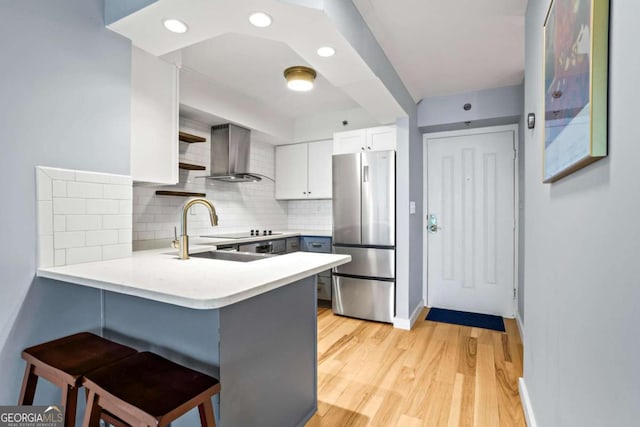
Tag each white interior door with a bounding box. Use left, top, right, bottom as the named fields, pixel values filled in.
left=426, top=128, right=516, bottom=317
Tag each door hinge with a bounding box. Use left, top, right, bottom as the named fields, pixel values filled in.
left=513, top=288, right=517, bottom=299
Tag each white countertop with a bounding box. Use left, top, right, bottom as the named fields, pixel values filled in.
left=38, top=245, right=349, bottom=310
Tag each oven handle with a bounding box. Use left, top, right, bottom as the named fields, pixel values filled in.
left=255, top=243, right=273, bottom=253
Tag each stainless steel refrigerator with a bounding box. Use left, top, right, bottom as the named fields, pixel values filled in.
left=332, top=150, right=395, bottom=323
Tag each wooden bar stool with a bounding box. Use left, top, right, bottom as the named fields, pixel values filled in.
left=19, top=332, right=137, bottom=427
left=82, top=351, right=221, bottom=427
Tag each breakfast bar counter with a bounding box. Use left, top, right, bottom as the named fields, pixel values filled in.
left=37, top=247, right=350, bottom=427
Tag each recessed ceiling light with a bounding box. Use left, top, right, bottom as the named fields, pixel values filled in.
left=249, top=12, right=272, bottom=28
left=163, top=19, right=188, bottom=34
left=317, top=46, right=335, bottom=57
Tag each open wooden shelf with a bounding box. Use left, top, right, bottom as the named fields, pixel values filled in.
left=179, top=131, right=206, bottom=143
left=155, top=190, right=206, bottom=198
left=179, top=162, right=206, bottom=171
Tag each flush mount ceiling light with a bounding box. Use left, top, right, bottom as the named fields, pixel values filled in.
left=283, top=66, right=317, bottom=92
left=249, top=11, right=272, bottom=27
left=317, top=46, right=335, bottom=57
left=163, top=18, right=188, bottom=33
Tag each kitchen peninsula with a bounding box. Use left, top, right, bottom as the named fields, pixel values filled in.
left=38, top=246, right=350, bottom=426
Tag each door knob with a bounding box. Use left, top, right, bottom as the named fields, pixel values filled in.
left=427, top=214, right=440, bottom=233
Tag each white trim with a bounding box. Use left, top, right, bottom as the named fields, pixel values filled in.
left=516, top=312, right=525, bottom=341
left=393, top=299, right=424, bottom=330
left=519, top=378, right=538, bottom=427
left=422, top=124, right=520, bottom=317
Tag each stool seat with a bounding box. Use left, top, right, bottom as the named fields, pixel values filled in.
left=83, top=352, right=220, bottom=427
left=19, top=332, right=137, bottom=427
left=22, top=332, right=137, bottom=385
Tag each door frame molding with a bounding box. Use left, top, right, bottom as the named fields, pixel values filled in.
left=422, top=124, right=520, bottom=317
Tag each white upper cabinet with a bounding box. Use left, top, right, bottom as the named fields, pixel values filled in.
left=333, top=125, right=396, bottom=154
left=275, top=140, right=332, bottom=200
left=307, top=140, right=333, bottom=199
left=130, top=46, right=179, bottom=185
left=275, top=143, right=308, bottom=200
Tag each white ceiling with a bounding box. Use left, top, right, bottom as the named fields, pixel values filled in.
left=353, top=0, right=527, bottom=101
left=181, top=33, right=359, bottom=119
left=108, top=0, right=526, bottom=137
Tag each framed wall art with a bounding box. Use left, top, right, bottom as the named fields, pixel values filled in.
left=543, top=0, right=610, bottom=183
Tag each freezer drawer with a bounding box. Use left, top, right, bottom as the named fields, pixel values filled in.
left=332, top=276, right=394, bottom=323
left=332, top=246, right=395, bottom=279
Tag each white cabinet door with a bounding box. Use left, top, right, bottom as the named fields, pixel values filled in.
left=333, top=129, right=366, bottom=154
left=307, top=140, right=332, bottom=199
left=275, top=143, right=308, bottom=200
left=367, top=126, right=396, bottom=151
left=130, top=47, right=178, bottom=185
left=333, top=126, right=396, bottom=154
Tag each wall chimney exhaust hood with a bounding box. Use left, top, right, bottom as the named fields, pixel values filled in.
left=205, top=124, right=270, bottom=183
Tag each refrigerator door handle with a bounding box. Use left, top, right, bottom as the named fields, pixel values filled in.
left=363, top=165, right=369, bottom=183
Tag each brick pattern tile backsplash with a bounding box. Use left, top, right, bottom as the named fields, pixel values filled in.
left=133, top=119, right=291, bottom=241
left=36, top=166, right=132, bottom=267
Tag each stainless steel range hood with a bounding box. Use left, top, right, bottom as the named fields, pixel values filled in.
left=205, top=124, right=268, bottom=182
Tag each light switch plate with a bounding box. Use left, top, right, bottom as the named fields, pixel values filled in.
left=409, top=201, right=416, bottom=214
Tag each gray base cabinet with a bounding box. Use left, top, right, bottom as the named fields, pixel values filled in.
left=301, top=236, right=332, bottom=301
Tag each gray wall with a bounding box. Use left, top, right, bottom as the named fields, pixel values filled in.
left=523, top=1, right=640, bottom=426
left=0, top=0, right=131, bottom=407
left=418, top=84, right=523, bottom=132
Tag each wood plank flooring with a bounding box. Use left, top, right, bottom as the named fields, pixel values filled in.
left=307, top=307, right=525, bottom=427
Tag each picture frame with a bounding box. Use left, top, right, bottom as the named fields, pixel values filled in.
left=543, top=0, right=610, bottom=183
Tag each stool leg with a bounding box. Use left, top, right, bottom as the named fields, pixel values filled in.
left=82, top=390, right=101, bottom=427
left=18, top=363, right=38, bottom=405
left=198, top=400, right=216, bottom=427
left=61, top=385, right=78, bottom=427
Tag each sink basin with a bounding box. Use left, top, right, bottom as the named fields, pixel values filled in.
left=190, top=250, right=274, bottom=262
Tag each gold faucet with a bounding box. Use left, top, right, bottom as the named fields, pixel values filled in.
left=178, top=198, right=218, bottom=260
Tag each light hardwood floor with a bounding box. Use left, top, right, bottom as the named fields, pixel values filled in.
left=307, top=307, right=525, bottom=427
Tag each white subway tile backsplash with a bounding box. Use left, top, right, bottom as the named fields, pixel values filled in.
left=37, top=201, right=53, bottom=236
left=133, top=126, right=290, bottom=241
left=86, top=230, right=119, bottom=246
left=36, top=166, right=132, bottom=267
left=103, top=215, right=131, bottom=230
left=103, top=244, right=131, bottom=260
left=52, top=181, right=67, bottom=197
left=66, top=247, right=102, bottom=264
left=54, top=231, right=85, bottom=249
left=36, top=169, right=52, bottom=201
left=67, top=181, right=104, bottom=199
left=44, top=168, right=75, bottom=181
left=66, top=215, right=102, bottom=231
left=53, top=198, right=86, bottom=215
left=39, top=235, right=54, bottom=268
left=119, top=200, right=132, bottom=214
left=87, top=199, right=119, bottom=215
left=75, top=171, right=112, bottom=184
left=119, top=229, right=133, bottom=244
left=104, top=184, right=132, bottom=200
left=54, top=215, right=66, bottom=232
left=110, top=175, right=132, bottom=185
left=54, top=250, right=65, bottom=267
left=138, top=231, right=155, bottom=240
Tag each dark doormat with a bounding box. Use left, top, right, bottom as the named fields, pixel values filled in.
left=425, top=307, right=505, bottom=332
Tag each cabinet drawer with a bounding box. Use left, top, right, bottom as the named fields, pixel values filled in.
left=301, top=236, right=331, bottom=253
left=286, top=237, right=300, bottom=253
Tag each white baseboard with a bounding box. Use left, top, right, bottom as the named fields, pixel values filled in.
left=393, top=299, right=424, bottom=330
left=516, top=312, right=525, bottom=341
left=519, top=377, right=537, bottom=427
